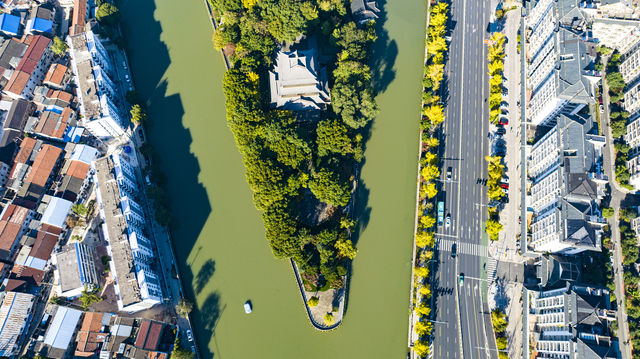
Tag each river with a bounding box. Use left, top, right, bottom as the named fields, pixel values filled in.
left=120, top=0, right=425, bottom=357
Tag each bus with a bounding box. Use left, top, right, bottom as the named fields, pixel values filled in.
left=437, top=201, right=444, bottom=226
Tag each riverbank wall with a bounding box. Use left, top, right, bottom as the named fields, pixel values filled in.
left=202, top=0, right=231, bottom=70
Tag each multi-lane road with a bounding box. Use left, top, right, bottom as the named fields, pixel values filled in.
left=431, top=0, right=498, bottom=357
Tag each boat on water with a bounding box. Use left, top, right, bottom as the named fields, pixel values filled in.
left=244, top=301, right=252, bottom=314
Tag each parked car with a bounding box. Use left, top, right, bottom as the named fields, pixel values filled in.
left=498, top=118, right=509, bottom=126
left=500, top=183, right=509, bottom=189
left=497, top=127, right=506, bottom=135
left=599, top=104, right=604, bottom=113
left=187, top=330, right=193, bottom=342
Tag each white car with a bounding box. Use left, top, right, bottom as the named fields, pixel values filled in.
left=599, top=104, right=604, bottom=113
left=445, top=214, right=451, bottom=228
left=187, top=330, right=193, bottom=342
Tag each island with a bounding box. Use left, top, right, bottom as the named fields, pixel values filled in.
left=207, top=0, right=379, bottom=328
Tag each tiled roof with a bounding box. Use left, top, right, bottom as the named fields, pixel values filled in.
left=0, top=204, right=30, bottom=261
left=5, top=71, right=31, bottom=96
left=43, top=63, right=68, bottom=87
left=70, top=0, right=87, bottom=36
left=14, top=137, right=36, bottom=164
left=34, top=107, right=72, bottom=139
left=66, top=160, right=90, bottom=179
left=25, top=144, right=62, bottom=187
left=10, top=264, right=44, bottom=285
left=29, top=230, right=57, bottom=261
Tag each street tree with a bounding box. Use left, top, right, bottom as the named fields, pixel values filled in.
left=176, top=298, right=194, bottom=318
left=52, top=37, right=68, bottom=56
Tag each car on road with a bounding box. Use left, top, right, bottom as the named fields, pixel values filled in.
left=445, top=214, right=451, bottom=228
left=500, top=183, right=509, bottom=189
left=459, top=273, right=464, bottom=286
left=447, top=167, right=452, bottom=181
left=496, top=127, right=506, bottom=135
left=187, top=330, right=193, bottom=342
left=451, top=243, right=457, bottom=258
left=599, top=104, right=604, bottom=113
left=498, top=118, right=508, bottom=126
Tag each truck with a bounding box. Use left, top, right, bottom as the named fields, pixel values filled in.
left=437, top=201, right=444, bottom=226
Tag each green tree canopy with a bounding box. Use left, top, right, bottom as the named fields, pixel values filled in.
left=96, top=3, right=120, bottom=25
left=51, top=37, right=68, bottom=56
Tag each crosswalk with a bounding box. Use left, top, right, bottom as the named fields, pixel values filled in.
left=486, top=258, right=497, bottom=280
left=435, top=238, right=488, bottom=257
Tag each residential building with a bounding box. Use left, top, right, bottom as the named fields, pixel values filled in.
left=25, top=6, right=54, bottom=35
left=592, top=18, right=640, bottom=55
left=55, top=144, right=98, bottom=202
left=528, top=283, right=617, bottom=359
left=14, top=229, right=58, bottom=272
left=10, top=142, right=63, bottom=207
left=94, top=152, right=163, bottom=312
left=527, top=114, right=607, bottom=254
left=38, top=305, right=83, bottom=359
left=0, top=38, right=28, bottom=88
left=0, top=99, right=34, bottom=172
left=534, top=254, right=581, bottom=288
left=4, top=35, right=53, bottom=100
left=0, top=13, right=20, bottom=37
left=626, top=150, right=640, bottom=189
left=525, top=0, right=597, bottom=126
left=53, top=241, right=98, bottom=298
left=269, top=47, right=330, bottom=111
left=102, top=316, right=171, bottom=359
left=350, top=0, right=379, bottom=24
left=624, top=80, right=640, bottom=116
left=134, top=319, right=166, bottom=352
left=0, top=203, right=33, bottom=262
left=68, top=28, right=127, bottom=140
left=0, top=291, right=35, bottom=357
left=43, top=63, right=69, bottom=90
left=0, top=0, right=30, bottom=11
left=74, top=312, right=112, bottom=357
left=69, top=0, right=87, bottom=36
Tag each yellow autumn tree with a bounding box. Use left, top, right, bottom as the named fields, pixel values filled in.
left=416, top=231, right=435, bottom=248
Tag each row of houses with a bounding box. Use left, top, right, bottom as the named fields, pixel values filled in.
left=0, top=300, right=174, bottom=358
left=0, top=0, right=170, bottom=358
left=523, top=0, right=633, bottom=357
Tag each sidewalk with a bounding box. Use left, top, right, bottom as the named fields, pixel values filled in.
left=600, top=76, right=632, bottom=359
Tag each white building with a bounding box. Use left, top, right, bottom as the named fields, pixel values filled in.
left=525, top=0, right=597, bottom=126
left=0, top=291, right=35, bottom=357
left=94, top=151, right=163, bottom=313
left=67, top=28, right=127, bottom=141
left=39, top=305, right=83, bottom=359
left=592, top=18, right=640, bottom=55
left=52, top=241, right=99, bottom=298
left=527, top=114, right=607, bottom=254
left=529, top=283, right=617, bottom=359
left=269, top=48, right=330, bottom=111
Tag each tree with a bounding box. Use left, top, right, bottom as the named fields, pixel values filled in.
left=51, top=37, right=68, bottom=56
left=316, top=119, right=359, bottom=158
left=130, top=104, right=148, bottom=125
left=426, top=64, right=445, bottom=90
left=334, top=238, right=357, bottom=259
left=309, top=169, right=351, bottom=207
left=491, top=308, right=508, bottom=333
left=413, top=340, right=430, bottom=357
left=419, top=285, right=432, bottom=298
left=176, top=298, right=193, bottom=318
left=49, top=296, right=63, bottom=305
left=307, top=296, right=319, bottom=307
left=486, top=219, right=503, bottom=241
left=324, top=313, right=335, bottom=325
left=79, top=286, right=102, bottom=310
left=415, top=301, right=431, bottom=316
left=415, top=231, right=435, bottom=248
left=171, top=336, right=194, bottom=359
left=422, top=104, right=445, bottom=128
left=421, top=165, right=440, bottom=182
left=602, top=207, right=615, bottom=219
left=72, top=203, right=88, bottom=217
left=420, top=215, right=436, bottom=229
left=96, top=3, right=120, bottom=25
left=414, top=320, right=433, bottom=337
left=424, top=182, right=438, bottom=199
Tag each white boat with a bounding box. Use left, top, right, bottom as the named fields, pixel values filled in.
left=244, top=301, right=252, bottom=314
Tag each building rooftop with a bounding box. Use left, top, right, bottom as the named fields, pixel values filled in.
left=43, top=305, right=83, bottom=352
left=95, top=156, right=144, bottom=308
left=0, top=38, right=27, bottom=71
left=350, top=0, right=379, bottom=23
left=0, top=13, right=20, bottom=35
left=0, top=291, right=35, bottom=357
left=269, top=48, right=330, bottom=111
left=556, top=28, right=595, bottom=104
left=5, top=98, right=33, bottom=130
left=5, top=35, right=51, bottom=96
left=68, top=33, right=101, bottom=119
left=34, top=107, right=72, bottom=139
left=41, top=196, right=72, bottom=229
left=25, top=144, right=62, bottom=187
left=43, top=63, right=68, bottom=88
left=70, top=0, right=87, bottom=36
left=0, top=204, right=30, bottom=261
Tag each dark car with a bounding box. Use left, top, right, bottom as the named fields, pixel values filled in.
left=497, top=127, right=506, bottom=135
left=451, top=243, right=457, bottom=258
left=498, top=118, right=509, bottom=125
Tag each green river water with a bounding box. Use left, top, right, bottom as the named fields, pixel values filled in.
left=121, top=0, right=425, bottom=357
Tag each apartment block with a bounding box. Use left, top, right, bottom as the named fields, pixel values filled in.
left=529, top=283, right=617, bottom=359
left=525, top=0, right=597, bottom=126
left=0, top=291, right=36, bottom=357
left=52, top=241, right=98, bottom=298
left=527, top=114, right=607, bottom=254
left=3, top=35, right=53, bottom=100
left=94, top=152, right=162, bottom=313
left=68, top=27, right=127, bottom=141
